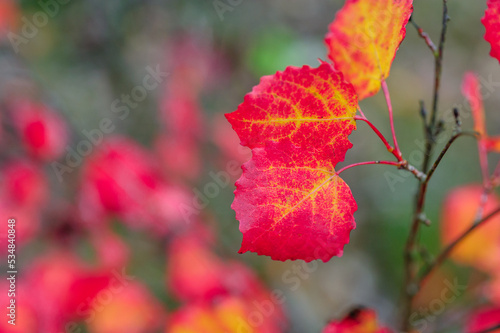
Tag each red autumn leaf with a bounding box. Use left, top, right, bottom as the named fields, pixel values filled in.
left=440, top=185, right=500, bottom=272
left=483, top=0, right=500, bottom=64
left=78, top=136, right=190, bottom=234
left=0, top=159, right=48, bottom=248
left=167, top=233, right=229, bottom=302
left=233, top=140, right=357, bottom=262
left=155, top=134, right=201, bottom=180
left=226, top=63, right=358, bottom=165
left=466, top=306, right=500, bottom=333
left=462, top=72, right=486, bottom=136
left=89, top=228, right=130, bottom=269
left=322, top=308, right=393, bottom=333
left=10, top=100, right=68, bottom=161
left=325, top=0, right=413, bottom=99
left=0, top=0, right=19, bottom=41
left=484, top=135, right=500, bottom=152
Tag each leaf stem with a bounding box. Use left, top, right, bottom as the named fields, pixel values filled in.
left=357, top=106, right=367, bottom=118
left=336, top=160, right=402, bottom=176
left=478, top=141, right=490, bottom=188
left=381, top=80, right=401, bottom=158
left=409, top=16, right=438, bottom=55
left=354, top=116, right=403, bottom=162
left=426, top=131, right=479, bottom=182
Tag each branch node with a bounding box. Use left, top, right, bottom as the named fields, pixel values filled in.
left=417, top=213, right=431, bottom=226
left=435, top=119, right=445, bottom=137
left=453, top=107, right=462, bottom=130
left=406, top=283, right=419, bottom=296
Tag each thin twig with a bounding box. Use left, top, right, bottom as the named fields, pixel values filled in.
left=357, top=106, right=367, bottom=118
left=426, top=131, right=479, bottom=181
left=409, top=16, right=438, bottom=54
left=402, top=3, right=450, bottom=328
left=381, top=80, right=401, bottom=157
left=354, top=116, right=403, bottom=162
left=336, top=160, right=402, bottom=175
left=421, top=0, right=449, bottom=174
left=430, top=0, right=449, bottom=132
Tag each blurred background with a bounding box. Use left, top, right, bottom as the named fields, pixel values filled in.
left=0, top=0, right=499, bottom=332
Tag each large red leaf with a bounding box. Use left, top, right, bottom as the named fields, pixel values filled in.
left=483, top=0, right=500, bottom=64
left=233, top=141, right=357, bottom=262
left=226, top=63, right=358, bottom=166
left=325, top=0, right=413, bottom=99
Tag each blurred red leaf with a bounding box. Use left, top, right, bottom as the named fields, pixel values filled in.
left=323, top=308, right=392, bottom=333
left=10, top=100, right=68, bottom=161
left=0, top=280, right=37, bottom=333
left=89, top=228, right=130, bottom=269
left=325, top=0, right=413, bottom=99
left=0, top=159, right=48, bottom=247
left=466, top=306, right=500, bottom=333
left=484, top=135, right=500, bottom=153
left=167, top=231, right=287, bottom=325
left=482, top=0, right=500, bottom=64
left=78, top=136, right=189, bottom=234
left=0, top=0, right=19, bottom=40
left=155, top=134, right=201, bottom=181
left=167, top=233, right=228, bottom=302
left=168, top=296, right=284, bottom=333
left=0, top=159, right=47, bottom=208
left=462, top=72, right=486, bottom=137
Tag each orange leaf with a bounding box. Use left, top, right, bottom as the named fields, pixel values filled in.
left=325, top=0, right=413, bottom=99
left=484, top=135, right=500, bottom=153
left=482, top=0, right=500, bottom=64
left=169, top=296, right=284, bottom=333
left=226, top=63, right=358, bottom=166
left=440, top=185, right=500, bottom=272
left=233, top=141, right=357, bottom=262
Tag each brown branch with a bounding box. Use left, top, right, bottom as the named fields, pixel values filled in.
left=401, top=3, right=451, bottom=329
left=409, top=16, right=438, bottom=55
left=426, top=131, right=479, bottom=181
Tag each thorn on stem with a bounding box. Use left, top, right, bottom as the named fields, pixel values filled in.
left=418, top=246, right=434, bottom=264
left=406, top=283, right=419, bottom=296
